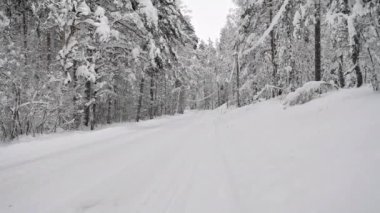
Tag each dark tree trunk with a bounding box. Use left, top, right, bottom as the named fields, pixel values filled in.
left=352, top=35, right=363, bottom=87
left=136, top=77, right=145, bottom=122
left=107, top=98, right=112, bottom=124
left=11, top=85, right=21, bottom=140
left=36, top=22, right=42, bottom=70
left=269, top=0, right=278, bottom=86
left=315, top=0, right=322, bottom=81
left=91, top=102, right=96, bottom=130
left=338, top=54, right=345, bottom=88
left=149, top=74, right=155, bottom=119
left=178, top=86, right=185, bottom=114
left=217, top=83, right=220, bottom=107
left=203, top=80, right=208, bottom=110
left=84, top=81, right=93, bottom=128
left=72, top=61, right=82, bottom=130
left=22, top=0, right=28, bottom=65
left=235, top=54, right=241, bottom=107
left=46, top=31, right=52, bottom=71
left=164, top=75, right=168, bottom=115
left=175, top=79, right=185, bottom=114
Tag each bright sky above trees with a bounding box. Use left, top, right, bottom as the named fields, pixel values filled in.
left=182, top=0, right=235, bottom=42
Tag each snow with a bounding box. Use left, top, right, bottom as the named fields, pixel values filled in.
left=0, top=11, right=10, bottom=29
left=94, top=6, right=105, bottom=18
left=347, top=15, right=357, bottom=45
left=64, top=72, right=72, bottom=85
left=352, top=0, right=369, bottom=17
left=94, top=6, right=111, bottom=42
left=292, top=10, right=301, bottom=28
left=0, top=87, right=380, bottom=213
left=283, top=81, right=337, bottom=106
left=137, top=0, right=158, bottom=27
left=81, top=6, right=112, bottom=43
left=77, top=1, right=91, bottom=16
left=76, top=65, right=97, bottom=83
left=0, top=58, right=6, bottom=68
left=58, top=38, right=77, bottom=68
left=132, top=47, right=141, bottom=59
left=149, top=39, right=161, bottom=66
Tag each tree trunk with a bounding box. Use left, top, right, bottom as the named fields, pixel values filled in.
left=136, top=77, right=145, bottom=122
left=235, top=54, right=241, bottom=107
left=178, top=86, right=185, bottom=114
left=315, top=0, right=322, bottom=81
left=84, top=80, right=93, bottom=128
left=11, top=85, right=21, bottom=140
left=107, top=98, right=112, bottom=124
left=91, top=102, right=96, bottom=131
left=22, top=0, right=28, bottom=65
left=217, top=83, right=220, bottom=107
left=149, top=74, right=155, bottom=119
left=367, top=47, right=379, bottom=90
left=269, top=0, right=278, bottom=86
left=203, top=80, right=208, bottom=109
left=338, top=54, right=345, bottom=88
left=72, top=61, right=81, bottom=130
left=46, top=31, right=52, bottom=71
left=352, top=35, right=363, bottom=87
left=164, top=75, right=168, bottom=115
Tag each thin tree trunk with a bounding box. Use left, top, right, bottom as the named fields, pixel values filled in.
left=107, top=98, right=112, bottom=124
left=235, top=54, right=241, bottom=107
left=164, top=75, right=167, bottom=115
left=46, top=31, right=52, bottom=71
left=178, top=85, right=185, bottom=114
left=72, top=61, right=81, bottom=130
left=338, top=54, right=345, bottom=88
left=217, top=83, right=220, bottom=106
left=22, top=0, right=28, bottom=65
left=203, top=80, right=208, bottom=109
left=149, top=73, right=155, bottom=119
left=315, top=0, right=322, bottom=81
left=84, top=81, right=93, bottom=128
left=269, top=0, right=278, bottom=86
left=136, top=77, right=145, bottom=122
left=352, top=35, right=363, bottom=87
left=91, top=102, right=95, bottom=130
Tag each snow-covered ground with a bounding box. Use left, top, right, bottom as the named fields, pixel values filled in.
left=0, top=87, right=379, bottom=213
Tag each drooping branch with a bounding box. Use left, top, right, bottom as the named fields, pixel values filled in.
left=242, top=0, right=290, bottom=56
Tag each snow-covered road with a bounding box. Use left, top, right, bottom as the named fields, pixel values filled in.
left=1, top=87, right=380, bottom=213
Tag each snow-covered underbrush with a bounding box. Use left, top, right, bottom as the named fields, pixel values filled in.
left=283, top=81, right=337, bottom=106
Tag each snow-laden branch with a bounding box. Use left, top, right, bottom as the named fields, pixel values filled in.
left=187, top=91, right=218, bottom=103
left=11, top=101, right=50, bottom=112
left=0, top=11, right=10, bottom=29
left=326, top=0, right=371, bottom=45
left=242, top=0, right=290, bottom=56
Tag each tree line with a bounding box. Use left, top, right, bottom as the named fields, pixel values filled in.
left=217, top=0, right=380, bottom=105
left=0, top=0, right=379, bottom=142
left=0, top=0, right=201, bottom=141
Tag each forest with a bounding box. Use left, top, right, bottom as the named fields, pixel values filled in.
left=0, top=0, right=379, bottom=141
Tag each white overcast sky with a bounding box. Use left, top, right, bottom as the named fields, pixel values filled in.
left=181, top=0, right=236, bottom=42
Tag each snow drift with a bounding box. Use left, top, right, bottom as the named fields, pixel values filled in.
left=284, top=81, right=337, bottom=106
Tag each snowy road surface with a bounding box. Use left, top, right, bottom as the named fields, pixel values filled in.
left=1, top=87, right=380, bottom=213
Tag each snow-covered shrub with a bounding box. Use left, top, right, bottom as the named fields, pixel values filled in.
left=254, top=84, right=283, bottom=101
left=76, top=64, right=97, bottom=83
left=283, top=81, right=337, bottom=106
left=0, top=11, right=10, bottom=29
